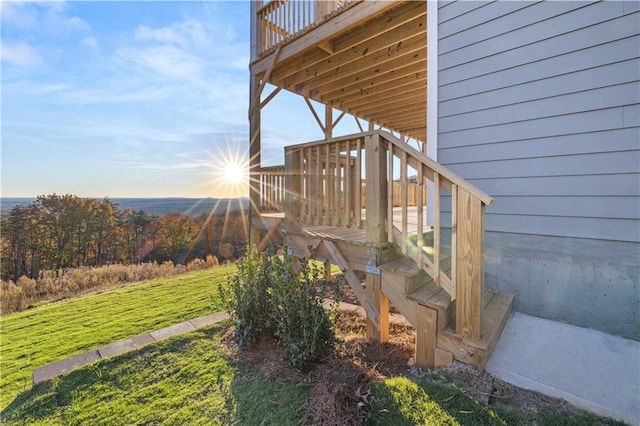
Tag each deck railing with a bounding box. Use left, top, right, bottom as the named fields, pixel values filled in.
left=284, top=133, right=366, bottom=229
left=257, top=166, right=286, bottom=212
left=277, top=130, right=492, bottom=339
left=256, top=0, right=357, bottom=56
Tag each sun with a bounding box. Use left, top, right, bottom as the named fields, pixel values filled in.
left=207, top=145, right=250, bottom=198
left=224, top=162, right=245, bottom=184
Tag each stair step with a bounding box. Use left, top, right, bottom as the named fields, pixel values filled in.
left=438, top=291, right=514, bottom=370
left=444, top=291, right=513, bottom=350
left=407, top=283, right=449, bottom=310
left=379, top=256, right=423, bottom=277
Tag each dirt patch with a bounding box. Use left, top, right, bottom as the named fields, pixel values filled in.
left=222, top=308, right=606, bottom=425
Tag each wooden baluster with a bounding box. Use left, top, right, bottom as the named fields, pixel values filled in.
left=401, top=151, right=408, bottom=254
left=417, top=163, right=424, bottom=268
left=300, top=148, right=313, bottom=224
left=334, top=141, right=341, bottom=226
left=387, top=143, right=394, bottom=243
left=433, top=172, right=441, bottom=287
left=345, top=139, right=351, bottom=227
left=355, top=138, right=362, bottom=228
left=316, top=145, right=323, bottom=225
left=325, top=143, right=332, bottom=225
left=450, top=184, right=457, bottom=298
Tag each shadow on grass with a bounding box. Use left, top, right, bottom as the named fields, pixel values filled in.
left=366, top=375, right=504, bottom=425
left=1, top=324, right=309, bottom=425
left=1, top=326, right=225, bottom=424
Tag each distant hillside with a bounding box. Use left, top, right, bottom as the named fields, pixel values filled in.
left=0, top=197, right=249, bottom=217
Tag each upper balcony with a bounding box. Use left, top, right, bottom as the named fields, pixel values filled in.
left=250, top=0, right=427, bottom=142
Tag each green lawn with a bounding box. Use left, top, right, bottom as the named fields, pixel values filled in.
left=0, top=266, right=236, bottom=410
left=0, top=266, right=625, bottom=425
left=1, top=323, right=308, bottom=425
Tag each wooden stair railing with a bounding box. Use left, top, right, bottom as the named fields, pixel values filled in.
left=378, top=131, right=493, bottom=340
left=279, top=130, right=492, bottom=341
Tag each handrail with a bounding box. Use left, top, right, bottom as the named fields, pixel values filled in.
left=381, top=131, right=493, bottom=206
left=378, top=130, right=488, bottom=339
left=256, top=0, right=357, bottom=56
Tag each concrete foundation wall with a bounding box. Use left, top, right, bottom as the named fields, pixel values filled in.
left=484, top=231, right=640, bottom=341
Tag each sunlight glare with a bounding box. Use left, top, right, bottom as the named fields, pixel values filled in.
left=224, top=162, right=245, bottom=184
left=206, top=142, right=250, bottom=199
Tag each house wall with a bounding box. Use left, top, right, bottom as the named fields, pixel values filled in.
left=436, top=1, right=640, bottom=340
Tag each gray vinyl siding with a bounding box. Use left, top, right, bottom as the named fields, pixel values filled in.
left=437, top=0, right=640, bottom=243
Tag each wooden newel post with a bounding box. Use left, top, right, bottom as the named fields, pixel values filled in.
left=284, top=147, right=302, bottom=233
left=455, top=188, right=484, bottom=340
left=364, top=133, right=389, bottom=342
left=365, top=134, right=388, bottom=243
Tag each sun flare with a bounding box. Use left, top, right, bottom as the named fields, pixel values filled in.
left=207, top=144, right=250, bottom=199
left=224, top=162, right=245, bottom=184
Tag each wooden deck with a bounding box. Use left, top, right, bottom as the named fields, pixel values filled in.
left=258, top=207, right=430, bottom=248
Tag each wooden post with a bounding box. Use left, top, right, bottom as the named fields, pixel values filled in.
left=366, top=274, right=389, bottom=343
left=325, top=106, right=333, bottom=139
left=249, top=1, right=261, bottom=248
left=365, top=133, right=387, bottom=243
left=284, top=148, right=302, bottom=232
left=364, top=133, right=389, bottom=341
left=455, top=188, right=484, bottom=340
left=249, top=74, right=262, bottom=248
left=416, top=304, right=437, bottom=367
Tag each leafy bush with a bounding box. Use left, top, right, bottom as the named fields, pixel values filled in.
left=221, top=248, right=338, bottom=369
left=270, top=254, right=337, bottom=369
left=219, top=248, right=275, bottom=347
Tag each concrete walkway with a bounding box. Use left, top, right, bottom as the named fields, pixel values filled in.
left=486, top=312, right=640, bottom=425
left=32, top=312, right=230, bottom=385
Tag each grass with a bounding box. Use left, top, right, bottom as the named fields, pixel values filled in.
left=0, top=266, right=626, bottom=425
left=2, top=323, right=309, bottom=425
left=0, top=266, right=236, bottom=410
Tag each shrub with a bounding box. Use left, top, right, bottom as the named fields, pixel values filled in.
left=219, top=248, right=275, bottom=347
left=221, top=247, right=337, bottom=370
left=270, top=254, right=337, bottom=369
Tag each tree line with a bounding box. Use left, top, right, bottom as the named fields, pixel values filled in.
left=1, top=194, right=248, bottom=281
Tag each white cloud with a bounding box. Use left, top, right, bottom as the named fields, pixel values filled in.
left=116, top=45, right=204, bottom=82
left=82, top=36, right=99, bottom=49
left=0, top=41, right=41, bottom=66
left=1, top=1, right=90, bottom=34
left=134, top=20, right=206, bottom=47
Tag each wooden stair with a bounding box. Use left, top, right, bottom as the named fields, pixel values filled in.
left=380, top=254, right=513, bottom=370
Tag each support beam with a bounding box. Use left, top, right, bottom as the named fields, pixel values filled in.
left=366, top=274, right=389, bottom=342
left=304, top=97, right=325, bottom=133
left=323, top=240, right=379, bottom=327
left=415, top=304, right=437, bottom=368
left=325, top=105, right=333, bottom=139
left=249, top=74, right=262, bottom=247
left=258, top=218, right=284, bottom=252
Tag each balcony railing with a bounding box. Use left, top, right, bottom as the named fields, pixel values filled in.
left=256, top=0, right=357, bottom=56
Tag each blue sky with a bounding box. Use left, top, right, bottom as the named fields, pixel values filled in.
left=1, top=1, right=350, bottom=198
